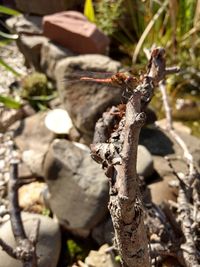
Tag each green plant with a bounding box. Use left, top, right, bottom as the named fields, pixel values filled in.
left=0, top=4, right=20, bottom=72
left=22, top=72, right=49, bottom=98
left=84, top=0, right=96, bottom=22
left=21, top=72, right=56, bottom=110
left=95, top=0, right=125, bottom=36
left=66, top=239, right=86, bottom=264
left=0, top=94, right=21, bottom=109
left=0, top=4, right=22, bottom=109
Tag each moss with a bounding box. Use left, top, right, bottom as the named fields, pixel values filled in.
left=21, top=72, right=51, bottom=98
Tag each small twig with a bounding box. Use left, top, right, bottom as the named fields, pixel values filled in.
left=0, top=142, right=39, bottom=267
left=158, top=80, right=196, bottom=183
left=0, top=238, right=18, bottom=259
left=9, top=161, right=27, bottom=242
left=158, top=79, right=200, bottom=266
left=159, top=80, right=173, bottom=129
left=165, top=156, right=189, bottom=188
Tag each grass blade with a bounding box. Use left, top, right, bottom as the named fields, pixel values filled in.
left=0, top=31, right=18, bottom=40
left=0, top=5, right=20, bottom=16
left=132, top=0, right=168, bottom=63
left=0, top=95, right=21, bottom=109
left=0, top=58, right=21, bottom=77
left=84, top=0, right=96, bottom=22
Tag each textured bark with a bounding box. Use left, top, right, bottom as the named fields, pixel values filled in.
left=108, top=93, right=150, bottom=267
left=90, top=47, right=176, bottom=267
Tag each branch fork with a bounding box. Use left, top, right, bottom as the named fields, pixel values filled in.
left=90, top=47, right=180, bottom=267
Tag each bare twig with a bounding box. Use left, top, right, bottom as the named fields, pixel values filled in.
left=158, top=79, right=200, bottom=267
left=9, top=162, right=27, bottom=242
left=0, top=142, right=39, bottom=267
left=9, top=160, right=38, bottom=267
left=0, top=238, right=18, bottom=259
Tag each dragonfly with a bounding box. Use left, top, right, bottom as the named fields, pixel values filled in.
left=63, top=69, right=140, bottom=97
left=62, top=70, right=141, bottom=119
left=80, top=71, right=138, bottom=90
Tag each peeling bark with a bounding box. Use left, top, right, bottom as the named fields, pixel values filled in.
left=91, top=47, right=179, bottom=266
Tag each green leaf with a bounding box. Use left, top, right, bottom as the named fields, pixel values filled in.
left=0, top=58, right=21, bottom=77
left=84, top=0, right=96, bottom=23
left=0, top=5, right=20, bottom=16
left=0, top=31, right=18, bottom=40
left=0, top=95, right=21, bottom=109
left=29, top=94, right=57, bottom=101
left=66, top=239, right=83, bottom=259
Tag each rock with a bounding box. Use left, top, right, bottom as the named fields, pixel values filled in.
left=45, top=108, right=73, bottom=134
left=0, top=104, right=35, bottom=134
left=0, top=108, right=24, bottom=133
left=85, top=244, right=120, bottom=267
left=145, top=107, right=157, bottom=125
left=141, top=125, right=200, bottom=171
left=18, top=162, right=33, bottom=179
left=140, top=127, right=174, bottom=156
left=14, top=112, right=54, bottom=177
left=156, top=119, right=191, bottom=134
left=40, top=41, right=74, bottom=79
left=17, top=35, right=49, bottom=70
left=6, top=14, right=42, bottom=34
left=148, top=176, right=178, bottom=205
left=15, top=0, right=82, bottom=15
left=173, top=131, right=200, bottom=172
left=137, top=145, right=154, bottom=178
left=43, top=139, right=109, bottom=237
left=43, top=11, right=110, bottom=54
left=148, top=174, right=178, bottom=205
left=19, top=182, right=47, bottom=213
left=0, top=212, right=61, bottom=267
left=55, top=54, right=123, bottom=143
left=6, top=15, right=47, bottom=69
left=173, top=98, right=200, bottom=121
left=92, top=217, right=114, bottom=245
left=140, top=125, right=200, bottom=204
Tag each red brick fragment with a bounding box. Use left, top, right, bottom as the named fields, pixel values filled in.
left=43, top=11, right=110, bottom=54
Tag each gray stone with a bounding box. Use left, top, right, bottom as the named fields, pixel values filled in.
left=142, top=124, right=200, bottom=204
left=137, top=145, right=154, bottom=178
left=148, top=155, right=179, bottom=205
left=6, top=15, right=46, bottom=69
left=85, top=244, right=120, bottom=267
left=18, top=162, right=33, bottom=179
left=17, top=35, right=49, bottom=70
left=0, top=212, right=61, bottom=267
left=43, top=139, right=109, bottom=237
left=55, top=55, right=123, bottom=144
left=140, top=127, right=174, bottom=156
left=40, top=41, right=74, bottom=79
left=6, top=14, right=42, bottom=34
left=14, top=112, right=54, bottom=177
left=15, top=0, right=82, bottom=15
left=140, top=125, right=200, bottom=172
left=92, top=217, right=114, bottom=245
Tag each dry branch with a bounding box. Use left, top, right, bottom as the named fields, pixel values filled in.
left=158, top=80, right=200, bottom=267
left=91, top=47, right=178, bottom=267
left=0, top=145, right=39, bottom=267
